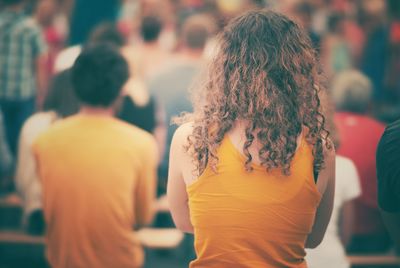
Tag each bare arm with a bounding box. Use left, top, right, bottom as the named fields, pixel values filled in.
left=134, top=137, right=158, bottom=227
left=306, top=145, right=336, bottom=248
left=153, top=101, right=167, bottom=164
left=340, top=200, right=355, bottom=247
left=167, top=123, right=194, bottom=233
left=35, top=53, right=48, bottom=110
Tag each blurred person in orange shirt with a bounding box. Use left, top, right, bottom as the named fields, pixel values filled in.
left=33, top=44, right=158, bottom=268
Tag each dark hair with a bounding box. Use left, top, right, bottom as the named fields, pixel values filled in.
left=43, top=69, right=80, bottom=117
left=327, top=13, right=345, bottom=33
left=87, top=23, right=125, bottom=48
left=140, top=15, right=163, bottom=42
left=71, top=44, right=129, bottom=107
left=294, top=2, right=314, bottom=17
left=182, top=15, right=212, bottom=49
left=179, top=10, right=331, bottom=176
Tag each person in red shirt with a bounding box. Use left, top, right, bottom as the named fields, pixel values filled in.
left=333, top=70, right=391, bottom=253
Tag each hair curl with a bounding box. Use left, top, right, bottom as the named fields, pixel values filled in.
left=180, top=10, right=331, bottom=176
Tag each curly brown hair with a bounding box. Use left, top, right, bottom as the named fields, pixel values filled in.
left=180, top=10, right=331, bottom=176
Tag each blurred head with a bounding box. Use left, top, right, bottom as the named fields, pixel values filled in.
left=332, top=70, right=372, bottom=114
left=43, top=69, right=80, bottom=118
left=140, top=15, right=163, bottom=43
left=183, top=10, right=330, bottom=175
left=35, top=0, right=57, bottom=27
left=87, top=23, right=125, bottom=48
left=327, top=12, right=345, bottom=34
left=181, top=14, right=214, bottom=51
left=71, top=44, right=129, bottom=108
left=293, top=1, right=314, bottom=29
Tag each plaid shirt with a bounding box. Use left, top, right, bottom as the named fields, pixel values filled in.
left=0, top=10, right=47, bottom=100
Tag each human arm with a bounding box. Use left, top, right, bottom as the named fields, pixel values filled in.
left=339, top=157, right=361, bottom=246
left=36, top=54, right=48, bottom=110
left=31, top=26, right=48, bottom=110
left=305, top=143, right=336, bottom=248
left=167, top=123, right=194, bottom=233
left=134, top=136, right=158, bottom=227
left=153, top=101, right=167, bottom=164
left=15, top=114, right=56, bottom=215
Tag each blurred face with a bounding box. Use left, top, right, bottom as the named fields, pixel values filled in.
left=35, top=0, right=56, bottom=27
left=363, top=0, right=386, bottom=17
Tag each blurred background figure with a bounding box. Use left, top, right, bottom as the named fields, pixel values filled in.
left=332, top=70, right=391, bottom=253
left=15, top=68, right=78, bottom=235
left=376, top=112, right=400, bottom=255
left=33, top=44, right=157, bottom=268
left=134, top=15, right=171, bottom=80
left=321, top=12, right=352, bottom=79
left=68, top=0, right=120, bottom=45
left=149, top=13, right=214, bottom=195
left=0, top=0, right=48, bottom=156
left=292, top=1, right=321, bottom=51
left=307, top=146, right=361, bottom=268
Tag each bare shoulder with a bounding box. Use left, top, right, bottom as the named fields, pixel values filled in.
left=171, top=122, right=194, bottom=149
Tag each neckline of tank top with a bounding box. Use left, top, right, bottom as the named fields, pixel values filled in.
left=186, top=135, right=309, bottom=190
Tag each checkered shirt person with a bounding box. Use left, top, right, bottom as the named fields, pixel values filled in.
left=0, top=10, right=47, bottom=100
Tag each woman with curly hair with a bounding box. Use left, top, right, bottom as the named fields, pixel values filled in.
left=167, top=10, right=335, bottom=267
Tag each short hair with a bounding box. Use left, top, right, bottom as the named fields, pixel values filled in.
left=182, top=14, right=213, bottom=50
left=332, top=70, right=373, bottom=113
left=87, top=23, right=125, bottom=48
left=71, top=44, right=129, bottom=107
left=327, top=12, right=345, bottom=33
left=43, top=69, right=80, bottom=117
left=140, top=15, right=163, bottom=42
left=294, top=2, right=314, bottom=17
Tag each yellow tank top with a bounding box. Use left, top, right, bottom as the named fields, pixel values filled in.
left=187, top=136, right=321, bottom=268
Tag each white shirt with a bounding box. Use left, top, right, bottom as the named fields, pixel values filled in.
left=306, top=155, right=361, bottom=268
left=15, top=112, right=58, bottom=219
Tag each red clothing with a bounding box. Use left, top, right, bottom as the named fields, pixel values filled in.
left=335, top=112, right=385, bottom=234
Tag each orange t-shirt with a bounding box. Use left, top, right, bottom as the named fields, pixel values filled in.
left=33, top=114, right=157, bottom=268
left=187, top=136, right=321, bottom=268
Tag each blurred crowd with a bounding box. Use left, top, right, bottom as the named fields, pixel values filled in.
left=0, top=0, right=399, bottom=267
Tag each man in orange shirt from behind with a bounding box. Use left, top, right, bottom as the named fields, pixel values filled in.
left=33, top=44, right=158, bottom=268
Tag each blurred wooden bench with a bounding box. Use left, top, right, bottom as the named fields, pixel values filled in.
left=137, top=228, right=184, bottom=249
left=348, top=254, right=400, bottom=266
left=0, top=228, right=183, bottom=249
left=0, top=194, right=23, bottom=207
left=0, top=231, right=45, bottom=245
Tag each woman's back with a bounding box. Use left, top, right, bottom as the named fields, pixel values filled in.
left=167, top=10, right=335, bottom=268
left=187, top=134, right=321, bottom=267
